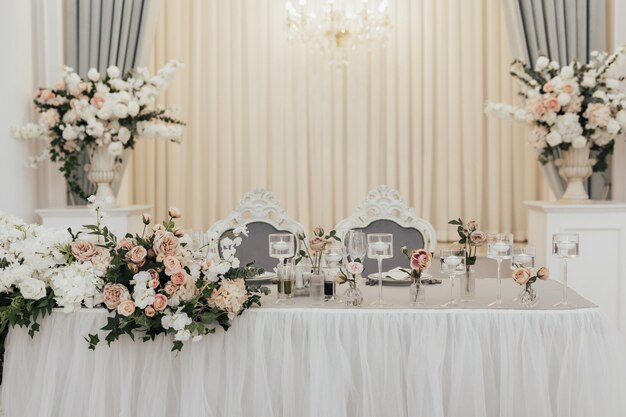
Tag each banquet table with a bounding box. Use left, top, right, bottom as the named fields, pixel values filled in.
left=2, top=278, right=625, bottom=417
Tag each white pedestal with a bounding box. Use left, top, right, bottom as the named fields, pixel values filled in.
left=525, top=201, right=626, bottom=336
left=36, top=205, right=151, bottom=237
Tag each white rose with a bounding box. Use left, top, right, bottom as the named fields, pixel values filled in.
left=607, top=118, right=621, bottom=135
left=174, top=329, right=191, bottom=342
left=87, top=68, right=100, bottom=82
left=616, top=110, right=626, bottom=129
left=108, top=141, right=123, bottom=156
left=549, top=61, right=560, bottom=70
left=546, top=131, right=563, bottom=147
left=19, top=278, right=47, bottom=300
left=572, top=136, right=587, bottom=149
left=557, top=93, right=571, bottom=106
left=107, top=65, right=121, bottom=78
left=560, top=66, right=574, bottom=79
left=582, top=76, right=596, bottom=88
left=97, top=107, right=112, bottom=120
left=127, top=101, right=139, bottom=117
left=605, top=78, right=620, bottom=89
left=113, top=104, right=128, bottom=119
left=118, top=126, right=131, bottom=144
left=62, top=126, right=78, bottom=141
left=535, top=56, right=549, bottom=71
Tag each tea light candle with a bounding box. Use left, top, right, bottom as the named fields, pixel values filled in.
left=371, top=241, right=388, bottom=252
left=444, top=255, right=461, bottom=267
left=557, top=241, right=575, bottom=256
left=492, top=241, right=509, bottom=253
left=514, top=253, right=532, bottom=264
left=326, top=253, right=342, bottom=264
left=273, top=241, right=289, bottom=252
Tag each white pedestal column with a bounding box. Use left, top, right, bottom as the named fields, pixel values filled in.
left=525, top=201, right=626, bottom=336
left=37, top=206, right=151, bottom=237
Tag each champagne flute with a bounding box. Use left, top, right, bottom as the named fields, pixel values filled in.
left=487, top=233, right=513, bottom=307
left=367, top=233, right=393, bottom=307
left=269, top=233, right=295, bottom=305
left=552, top=233, right=579, bottom=307
left=440, top=248, right=466, bottom=307
left=347, top=230, right=366, bottom=262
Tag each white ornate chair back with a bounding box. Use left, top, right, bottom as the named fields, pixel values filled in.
left=335, top=185, right=437, bottom=276
left=208, top=189, right=305, bottom=271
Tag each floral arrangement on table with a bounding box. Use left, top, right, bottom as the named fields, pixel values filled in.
left=485, top=48, right=626, bottom=199
left=335, top=260, right=364, bottom=306
left=10, top=61, right=185, bottom=203
left=0, top=202, right=267, bottom=368
left=512, top=265, right=549, bottom=307
left=399, top=247, right=432, bottom=304
left=447, top=218, right=486, bottom=273
left=294, top=226, right=341, bottom=273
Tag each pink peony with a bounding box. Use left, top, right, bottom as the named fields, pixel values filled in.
left=153, top=230, right=179, bottom=262
left=103, top=283, right=130, bottom=310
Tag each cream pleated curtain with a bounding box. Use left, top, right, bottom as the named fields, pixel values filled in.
left=120, top=0, right=551, bottom=241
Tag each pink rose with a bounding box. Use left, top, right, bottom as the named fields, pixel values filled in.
left=312, top=226, right=324, bottom=236
left=126, top=245, right=147, bottom=266
left=39, top=89, right=55, bottom=102
left=71, top=240, right=99, bottom=262
left=537, top=267, right=549, bottom=280
left=543, top=82, right=554, bottom=93
left=513, top=267, right=531, bottom=285
left=127, top=263, right=139, bottom=274
left=116, top=237, right=135, bottom=251
left=142, top=213, right=152, bottom=225
left=164, top=283, right=176, bottom=295
left=562, top=83, right=574, bottom=94
left=147, top=268, right=159, bottom=281
left=103, top=283, right=130, bottom=310
left=117, top=300, right=136, bottom=317
left=152, top=230, right=179, bottom=262
left=346, top=262, right=364, bottom=275
left=54, top=82, right=65, bottom=90
left=148, top=279, right=159, bottom=289
left=309, top=236, right=327, bottom=252
left=466, top=221, right=478, bottom=232
left=90, top=93, right=105, bottom=108
left=171, top=271, right=186, bottom=285
left=168, top=207, right=182, bottom=218
left=470, top=231, right=487, bottom=246
left=153, top=294, right=168, bottom=311
left=163, top=255, right=182, bottom=276
left=410, top=249, right=432, bottom=271
left=144, top=306, right=156, bottom=317
left=544, top=96, right=560, bottom=112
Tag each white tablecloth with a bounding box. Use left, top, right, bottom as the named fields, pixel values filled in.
left=2, top=280, right=625, bottom=417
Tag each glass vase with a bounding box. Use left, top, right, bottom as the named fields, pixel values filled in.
left=409, top=278, right=425, bottom=306
left=518, top=284, right=537, bottom=308
left=460, top=268, right=475, bottom=302
left=343, top=281, right=364, bottom=307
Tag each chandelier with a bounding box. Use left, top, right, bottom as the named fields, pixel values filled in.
left=285, top=0, right=391, bottom=65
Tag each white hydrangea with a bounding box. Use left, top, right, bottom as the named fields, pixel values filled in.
left=131, top=271, right=155, bottom=309
left=49, top=261, right=104, bottom=313
left=555, top=113, right=583, bottom=143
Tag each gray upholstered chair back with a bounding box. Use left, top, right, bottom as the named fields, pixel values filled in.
left=220, top=221, right=297, bottom=271
left=208, top=189, right=305, bottom=270
left=336, top=185, right=436, bottom=277
left=350, top=219, right=426, bottom=276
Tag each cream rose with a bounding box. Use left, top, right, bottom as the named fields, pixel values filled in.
left=163, top=256, right=182, bottom=276
left=168, top=206, right=182, bottom=218
left=309, top=236, right=327, bottom=252
left=470, top=231, right=487, bottom=246
left=126, top=245, right=147, bottom=266
left=117, top=300, right=136, bottom=317
left=170, top=271, right=186, bottom=285
left=153, top=294, right=168, bottom=311
left=18, top=278, right=47, bottom=300
left=71, top=240, right=99, bottom=262
left=153, top=231, right=180, bottom=262
left=513, top=267, right=531, bottom=285
left=103, top=283, right=130, bottom=309
left=537, top=267, right=550, bottom=280
left=116, top=237, right=135, bottom=252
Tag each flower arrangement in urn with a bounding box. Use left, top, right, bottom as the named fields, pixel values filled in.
left=512, top=266, right=549, bottom=307
left=11, top=61, right=185, bottom=206
left=294, top=226, right=341, bottom=273
left=485, top=48, right=626, bottom=200
left=336, top=260, right=364, bottom=307
left=400, top=247, right=432, bottom=305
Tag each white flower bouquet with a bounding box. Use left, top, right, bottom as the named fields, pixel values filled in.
left=485, top=48, right=626, bottom=173
left=11, top=61, right=185, bottom=201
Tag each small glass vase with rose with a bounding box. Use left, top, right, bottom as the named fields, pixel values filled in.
left=399, top=247, right=432, bottom=306
left=448, top=218, right=487, bottom=301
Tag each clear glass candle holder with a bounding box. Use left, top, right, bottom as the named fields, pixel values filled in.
left=552, top=233, right=579, bottom=307
left=269, top=233, right=295, bottom=305
left=487, top=233, right=513, bottom=307
left=440, top=248, right=466, bottom=307
left=367, top=233, right=393, bottom=307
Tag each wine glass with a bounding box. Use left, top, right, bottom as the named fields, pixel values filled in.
left=269, top=233, right=295, bottom=304
left=552, top=233, right=579, bottom=307
left=367, top=233, right=393, bottom=307
left=487, top=233, right=513, bottom=307
left=347, top=230, right=366, bottom=262
left=440, top=248, right=466, bottom=307
left=325, top=242, right=345, bottom=303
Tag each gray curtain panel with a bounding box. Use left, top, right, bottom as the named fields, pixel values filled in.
left=65, top=0, right=157, bottom=204
left=502, top=0, right=609, bottom=200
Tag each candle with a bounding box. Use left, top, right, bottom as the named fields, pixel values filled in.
left=444, top=255, right=461, bottom=267
left=326, top=253, right=342, bottom=264
left=557, top=241, right=575, bottom=256
left=371, top=241, right=388, bottom=252
left=492, top=241, right=509, bottom=254
left=273, top=241, right=289, bottom=251
left=514, top=253, right=531, bottom=264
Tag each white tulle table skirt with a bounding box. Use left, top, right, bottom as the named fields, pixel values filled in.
left=2, top=284, right=625, bottom=417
